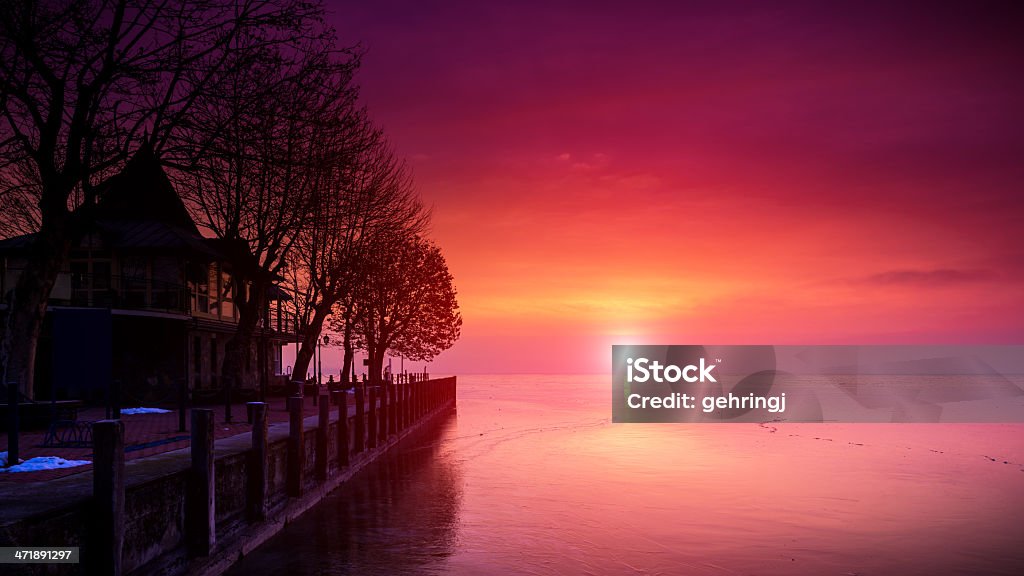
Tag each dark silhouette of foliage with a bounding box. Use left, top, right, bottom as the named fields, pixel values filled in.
left=353, top=232, right=461, bottom=382
left=289, top=132, right=427, bottom=384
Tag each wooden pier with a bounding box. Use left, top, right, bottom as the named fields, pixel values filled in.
left=0, top=376, right=457, bottom=576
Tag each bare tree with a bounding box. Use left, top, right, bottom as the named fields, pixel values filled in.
left=169, top=25, right=360, bottom=394
left=0, top=0, right=323, bottom=398
left=0, top=156, right=41, bottom=237
left=289, top=131, right=427, bottom=385
left=353, top=232, right=461, bottom=383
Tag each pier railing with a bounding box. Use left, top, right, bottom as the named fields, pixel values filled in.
left=72, top=376, right=457, bottom=575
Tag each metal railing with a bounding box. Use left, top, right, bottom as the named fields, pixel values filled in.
left=63, top=272, right=190, bottom=314
left=3, top=270, right=298, bottom=335
left=265, top=306, right=299, bottom=335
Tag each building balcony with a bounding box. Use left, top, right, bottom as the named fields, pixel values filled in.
left=49, top=272, right=192, bottom=316
left=2, top=270, right=299, bottom=338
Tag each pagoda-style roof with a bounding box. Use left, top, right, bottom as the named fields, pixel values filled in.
left=0, top=144, right=219, bottom=259
left=94, top=142, right=200, bottom=234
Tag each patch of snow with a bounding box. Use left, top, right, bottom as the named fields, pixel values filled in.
left=121, top=407, right=172, bottom=415
left=0, top=455, right=90, bottom=473
left=0, top=450, right=8, bottom=467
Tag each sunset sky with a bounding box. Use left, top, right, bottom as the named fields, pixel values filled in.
left=313, top=1, right=1024, bottom=374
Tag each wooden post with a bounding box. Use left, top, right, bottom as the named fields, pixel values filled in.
left=354, top=385, right=365, bottom=454
left=405, top=382, right=411, bottom=428
left=408, top=382, right=414, bottom=423
left=378, top=381, right=388, bottom=441
left=410, top=382, right=416, bottom=422
left=388, top=381, right=396, bottom=435
left=388, top=382, right=397, bottom=436
left=396, top=383, right=404, bottom=432
left=287, top=396, right=304, bottom=497
left=316, top=397, right=329, bottom=482
left=92, top=420, right=125, bottom=575
left=187, top=409, right=215, bottom=557
left=6, top=380, right=19, bottom=468
left=367, top=386, right=377, bottom=449
left=332, top=391, right=349, bottom=467
left=385, top=383, right=391, bottom=436
left=247, top=402, right=267, bottom=522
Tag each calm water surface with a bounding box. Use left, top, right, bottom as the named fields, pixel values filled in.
left=227, top=375, right=1024, bottom=575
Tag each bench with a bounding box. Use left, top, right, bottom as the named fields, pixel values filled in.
left=43, top=419, right=94, bottom=448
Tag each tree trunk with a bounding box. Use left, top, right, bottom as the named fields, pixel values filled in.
left=221, top=278, right=266, bottom=392
left=341, top=346, right=353, bottom=384
left=1, top=210, right=74, bottom=399
left=369, top=354, right=385, bottom=384
left=341, top=318, right=353, bottom=384
left=291, top=304, right=330, bottom=386
left=368, top=341, right=388, bottom=385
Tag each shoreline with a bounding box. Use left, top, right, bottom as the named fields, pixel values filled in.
left=0, top=378, right=457, bottom=576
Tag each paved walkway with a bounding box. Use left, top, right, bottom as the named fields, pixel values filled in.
left=0, top=394, right=349, bottom=483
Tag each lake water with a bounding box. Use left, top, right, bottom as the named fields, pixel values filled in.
left=226, top=374, right=1024, bottom=575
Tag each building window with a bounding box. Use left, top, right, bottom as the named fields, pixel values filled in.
left=187, top=262, right=209, bottom=314
left=208, top=264, right=220, bottom=316
left=120, top=256, right=148, bottom=308
left=151, top=256, right=181, bottom=311
left=70, top=249, right=112, bottom=307
left=273, top=346, right=283, bottom=376
left=220, top=269, right=234, bottom=319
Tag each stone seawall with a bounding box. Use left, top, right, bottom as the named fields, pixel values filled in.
left=0, top=377, right=457, bottom=576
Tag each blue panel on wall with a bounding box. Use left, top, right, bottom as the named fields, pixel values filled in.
left=52, top=308, right=112, bottom=396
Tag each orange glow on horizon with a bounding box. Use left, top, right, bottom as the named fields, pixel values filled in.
left=328, top=2, right=1024, bottom=374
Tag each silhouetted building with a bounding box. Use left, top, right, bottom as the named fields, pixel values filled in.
left=0, top=146, right=298, bottom=403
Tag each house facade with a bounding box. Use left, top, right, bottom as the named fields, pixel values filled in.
left=0, top=148, right=298, bottom=403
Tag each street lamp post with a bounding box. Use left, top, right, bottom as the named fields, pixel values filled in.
left=318, top=334, right=329, bottom=388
